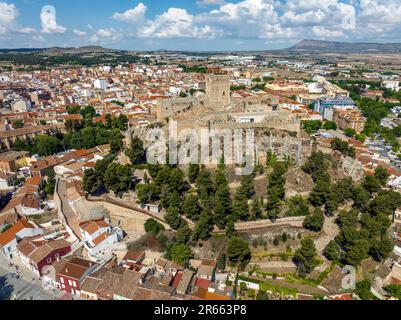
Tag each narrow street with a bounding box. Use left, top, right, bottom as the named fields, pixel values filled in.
left=0, top=252, right=74, bottom=300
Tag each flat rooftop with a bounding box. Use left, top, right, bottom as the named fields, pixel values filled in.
left=0, top=150, right=29, bottom=162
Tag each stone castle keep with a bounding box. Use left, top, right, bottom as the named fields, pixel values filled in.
left=205, top=74, right=231, bottom=108
left=155, top=73, right=301, bottom=135
left=127, top=73, right=306, bottom=166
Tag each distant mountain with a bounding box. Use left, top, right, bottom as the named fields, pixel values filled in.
left=0, top=46, right=121, bottom=55
left=0, top=48, right=46, bottom=53
left=285, top=39, right=401, bottom=53
left=41, top=46, right=121, bottom=55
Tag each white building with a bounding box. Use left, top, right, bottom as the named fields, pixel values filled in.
left=80, top=220, right=122, bottom=258
left=11, top=97, right=32, bottom=113
left=0, top=219, right=43, bottom=258
left=382, top=80, right=400, bottom=92
left=93, top=79, right=109, bottom=90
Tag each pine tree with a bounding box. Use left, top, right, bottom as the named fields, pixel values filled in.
left=226, top=216, right=236, bottom=238
left=233, top=190, right=250, bottom=221
left=226, top=236, right=251, bottom=265
left=125, top=135, right=146, bottom=165
left=183, top=194, right=201, bottom=221
left=303, top=208, right=325, bottom=232
left=309, top=173, right=332, bottom=207
left=175, top=223, right=192, bottom=244
left=213, top=165, right=232, bottom=228
left=294, top=237, right=318, bottom=277
left=188, top=164, right=200, bottom=183
left=165, top=207, right=182, bottom=230
left=192, top=211, right=213, bottom=241
left=240, top=175, right=255, bottom=199
left=324, top=240, right=341, bottom=262
left=266, top=162, right=287, bottom=221
left=252, top=197, right=262, bottom=219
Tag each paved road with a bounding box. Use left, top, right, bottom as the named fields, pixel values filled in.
left=0, top=253, right=74, bottom=301
left=0, top=266, right=55, bottom=300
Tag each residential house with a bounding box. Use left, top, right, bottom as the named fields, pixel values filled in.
left=174, top=270, right=195, bottom=295
left=80, top=220, right=111, bottom=242
left=30, top=156, right=60, bottom=177
left=81, top=267, right=142, bottom=300
left=133, top=169, right=152, bottom=184
left=17, top=238, right=71, bottom=276
left=197, top=259, right=217, bottom=282
left=0, top=151, right=30, bottom=173
left=79, top=220, right=121, bottom=257
left=155, top=258, right=168, bottom=274
left=140, top=203, right=161, bottom=214
left=58, top=257, right=98, bottom=296
left=1, top=182, right=43, bottom=217
left=0, top=219, right=43, bottom=258
left=0, top=171, right=17, bottom=190
left=121, top=250, right=145, bottom=269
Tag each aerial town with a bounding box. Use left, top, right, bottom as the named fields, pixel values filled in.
left=1, top=42, right=401, bottom=302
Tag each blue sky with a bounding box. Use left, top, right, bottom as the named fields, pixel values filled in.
left=1, top=0, right=401, bottom=50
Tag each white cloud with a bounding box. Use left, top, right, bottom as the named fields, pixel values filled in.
left=312, top=26, right=344, bottom=38
left=137, top=7, right=221, bottom=39
left=73, top=29, right=87, bottom=37
left=196, top=0, right=226, bottom=6
left=89, top=34, right=99, bottom=43
left=88, top=25, right=121, bottom=43
left=0, top=2, right=35, bottom=36
left=32, top=35, right=45, bottom=43
left=195, top=0, right=280, bottom=39
left=112, top=2, right=147, bottom=24
left=0, top=2, right=18, bottom=28
left=359, top=0, right=401, bottom=24
left=18, top=27, right=35, bottom=34
left=41, top=5, right=66, bottom=34
left=82, top=0, right=401, bottom=43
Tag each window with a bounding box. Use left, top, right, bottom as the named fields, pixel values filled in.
left=60, top=278, right=64, bottom=284
left=61, top=284, right=65, bottom=289
left=72, top=281, right=77, bottom=288
left=68, top=279, right=72, bottom=286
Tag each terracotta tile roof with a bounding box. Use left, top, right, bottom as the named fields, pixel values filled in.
left=0, top=172, right=16, bottom=180
left=25, top=177, right=42, bottom=186
left=0, top=219, right=36, bottom=246
left=17, top=239, right=38, bottom=256
left=64, top=114, right=83, bottom=121
left=0, top=212, right=18, bottom=226
left=131, top=287, right=152, bottom=300
left=195, top=278, right=211, bottom=290
left=27, top=239, right=71, bottom=264
left=59, top=257, right=96, bottom=280
left=92, top=232, right=108, bottom=246
left=192, top=287, right=230, bottom=300
left=81, top=220, right=109, bottom=236
left=21, top=194, right=40, bottom=209
left=123, top=250, right=145, bottom=263
left=172, top=271, right=183, bottom=289
left=73, top=149, right=93, bottom=158
left=329, top=294, right=353, bottom=300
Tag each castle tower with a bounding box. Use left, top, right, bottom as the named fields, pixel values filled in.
left=205, top=74, right=231, bottom=109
